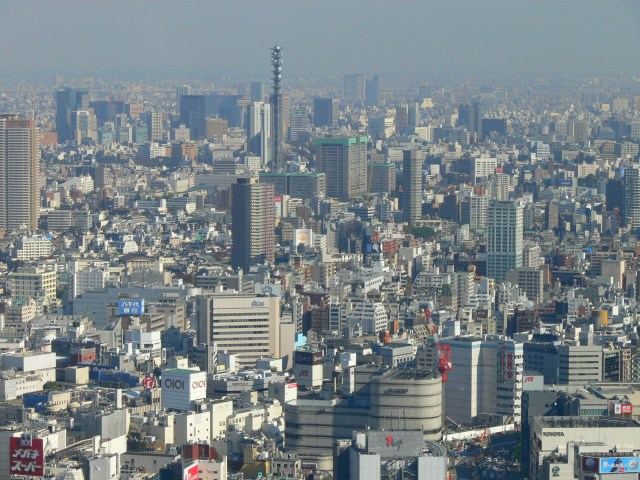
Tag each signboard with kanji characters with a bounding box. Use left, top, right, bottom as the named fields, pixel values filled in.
left=9, top=435, right=44, bottom=477
left=117, top=299, right=145, bottom=316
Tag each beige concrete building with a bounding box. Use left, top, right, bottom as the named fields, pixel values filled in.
left=8, top=266, right=57, bottom=303
left=196, top=293, right=292, bottom=368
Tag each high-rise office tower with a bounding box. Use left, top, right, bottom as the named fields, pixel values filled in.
left=313, top=97, right=339, bottom=127
left=270, top=45, right=283, bottom=171
left=487, top=199, right=524, bottom=282
left=458, top=101, right=483, bottom=133
left=343, top=73, right=365, bottom=106
left=395, top=104, right=409, bottom=132
left=624, top=166, right=640, bottom=228
left=288, top=104, right=311, bottom=142
left=179, top=94, right=206, bottom=139
left=606, top=178, right=624, bottom=212
left=142, top=111, right=164, bottom=142
left=231, top=178, right=275, bottom=270
left=367, top=161, right=396, bottom=194
left=72, top=110, right=98, bottom=144
left=316, top=136, right=368, bottom=200
left=250, top=81, right=265, bottom=102
left=0, top=114, right=40, bottom=233
left=402, top=149, right=422, bottom=224
left=470, top=101, right=483, bottom=134
left=457, top=104, right=470, bottom=128
left=89, top=100, right=125, bottom=126
left=55, top=87, right=89, bottom=144
left=365, top=74, right=380, bottom=107
left=175, top=84, right=192, bottom=113
left=408, top=102, right=420, bottom=131
left=247, top=101, right=271, bottom=166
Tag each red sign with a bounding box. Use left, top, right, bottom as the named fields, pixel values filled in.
left=183, top=463, right=198, bottom=480
left=385, top=435, right=394, bottom=447
left=142, top=376, right=157, bottom=390
left=621, top=403, right=633, bottom=415
left=9, top=435, right=44, bottom=477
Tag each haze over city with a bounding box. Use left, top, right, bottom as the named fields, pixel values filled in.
left=3, top=1, right=640, bottom=480
left=1, top=0, right=640, bottom=76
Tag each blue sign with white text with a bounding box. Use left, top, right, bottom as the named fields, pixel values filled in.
left=117, top=299, right=145, bottom=316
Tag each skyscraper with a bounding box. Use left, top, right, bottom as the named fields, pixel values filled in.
left=72, top=110, right=98, bottom=144
left=250, top=81, right=265, bottom=102
left=343, top=73, right=365, bottom=106
left=247, top=101, right=271, bottom=166
left=402, top=149, right=422, bottom=224
left=0, top=114, right=39, bottom=233
left=624, top=165, right=640, bottom=228
left=458, top=101, right=483, bottom=133
left=89, top=100, right=124, bottom=126
left=365, top=74, right=380, bottom=107
left=179, top=94, right=206, bottom=139
left=175, top=84, right=192, bottom=114
left=487, top=199, right=524, bottom=282
left=313, top=97, right=339, bottom=127
left=407, top=102, right=420, bottom=132
left=231, top=178, right=275, bottom=270
left=288, top=104, right=311, bottom=142
left=316, top=136, right=368, bottom=200
left=55, top=87, right=89, bottom=144
left=470, top=101, right=483, bottom=134
left=142, top=111, right=164, bottom=142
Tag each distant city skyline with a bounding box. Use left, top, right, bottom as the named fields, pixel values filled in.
left=1, top=0, right=639, bottom=77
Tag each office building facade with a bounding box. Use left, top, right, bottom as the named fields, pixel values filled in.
left=313, top=97, right=339, bottom=128
left=196, top=294, right=282, bottom=368
left=316, top=136, right=368, bottom=200
left=231, top=178, right=275, bottom=270
left=487, top=200, right=524, bottom=282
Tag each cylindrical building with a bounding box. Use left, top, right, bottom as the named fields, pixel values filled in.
left=370, top=368, right=443, bottom=441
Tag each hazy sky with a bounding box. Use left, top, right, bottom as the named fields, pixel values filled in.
left=1, top=0, right=639, bottom=78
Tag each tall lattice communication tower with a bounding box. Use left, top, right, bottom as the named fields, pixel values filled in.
left=271, top=45, right=283, bottom=171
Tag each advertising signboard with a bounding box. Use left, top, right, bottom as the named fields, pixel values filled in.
left=142, top=375, right=157, bottom=390
left=599, top=457, right=640, bottom=473
left=582, top=456, right=640, bottom=474
left=183, top=462, right=199, bottom=480
left=117, top=299, right=145, bottom=316
left=294, top=349, right=323, bottom=365
left=9, top=435, right=44, bottom=477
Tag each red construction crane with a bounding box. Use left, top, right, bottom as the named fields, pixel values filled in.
left=437, top=343, right=452, bottom=383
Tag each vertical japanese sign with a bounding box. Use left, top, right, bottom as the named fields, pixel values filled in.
left=9, top=435, right=44, bottom=477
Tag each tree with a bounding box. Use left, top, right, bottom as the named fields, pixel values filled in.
left=404, top=225, right=436, bottom=240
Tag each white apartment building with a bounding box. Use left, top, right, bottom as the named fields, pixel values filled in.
left=472, top=155, right=497, bottom=182
left=347, top=301, right=388, bottom=334
left=15, top=235, right=52, bottom=261
left=73, top=267, right=108, bottom=298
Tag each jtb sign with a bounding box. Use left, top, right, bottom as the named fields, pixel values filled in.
left=117, top=299, right=145, bottom=316
left=9, top=435, right=44, bottom=477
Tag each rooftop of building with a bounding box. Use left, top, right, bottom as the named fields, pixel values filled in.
left=537, top=416, right=640, bottom=429
left=379, top=368, right=440, bottom=382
